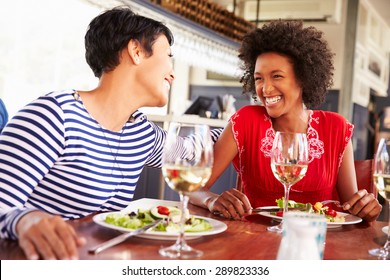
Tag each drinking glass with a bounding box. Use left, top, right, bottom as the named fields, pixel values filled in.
left=159, top=122, right=213, bottom=258
left=268, top=132, right=309, bottom=233
left=277, top=212, right=327, bottom=260
left=369, top=137, right=390, bottom=259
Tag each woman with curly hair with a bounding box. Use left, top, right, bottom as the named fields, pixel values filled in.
left=190, top=20, right=381, bottom=222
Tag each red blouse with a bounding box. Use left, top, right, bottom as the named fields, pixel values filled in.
left=231, top=105, right=354, bottom=207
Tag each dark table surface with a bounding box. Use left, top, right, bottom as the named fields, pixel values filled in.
left=0, top=202, right=387, bottom=260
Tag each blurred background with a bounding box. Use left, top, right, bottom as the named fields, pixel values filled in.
left=0, top=0, right=389, bottom=160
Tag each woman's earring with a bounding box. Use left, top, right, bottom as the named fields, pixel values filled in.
left=252, top=93, right=258, bottom=102
left=252, top=93, right=263, bottom=105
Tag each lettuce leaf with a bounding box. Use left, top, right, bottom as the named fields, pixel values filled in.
left=104, top=209, right=212, bottom=233
left=275, top=197, right=312, bottom=210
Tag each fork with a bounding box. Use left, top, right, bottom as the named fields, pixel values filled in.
left=320, top=200, right=344, bottom=208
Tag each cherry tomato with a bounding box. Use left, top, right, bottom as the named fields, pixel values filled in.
left=169, top=169, right=179, bottom=178
left=157, top=206, right=170, bottom=216
left=276, top=211, right=283, bottom=217
left=326, top=209, right=337, bottom=217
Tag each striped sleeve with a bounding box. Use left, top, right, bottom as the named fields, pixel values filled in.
left=145, top=122, right=166, bottom=168
left=211, top=128, right=223, bottom=143
left=0, top=96, right=65, bottom=239
left=145, top=124, right=223, bottom=169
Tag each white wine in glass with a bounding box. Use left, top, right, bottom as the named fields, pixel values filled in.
left=372, top=174, right=390, bottom=201
left=271, top=163, right=308, bottom=187
left=369, top=138, right=390, bottom=259
left=268, top=131, right=309, bottom=233
left=159, top=122, right=213, bottom=259
left=163, top=166, right=211, bottom=193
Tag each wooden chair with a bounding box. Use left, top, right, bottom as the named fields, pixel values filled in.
left=354, top=159, right=377, bottom=197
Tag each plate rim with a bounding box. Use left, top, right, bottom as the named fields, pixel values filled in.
left=257, top=207, right=363, bottom=226
left=93, top=212, right=227, bottom=237
left=92, top=202, right=227, bottom=240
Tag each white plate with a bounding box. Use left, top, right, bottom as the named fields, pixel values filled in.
left=92, top=198, right=227, bottom=240
left=383, top=226, right=389, bottom=235
left=257, top=207, right=362, bottom=229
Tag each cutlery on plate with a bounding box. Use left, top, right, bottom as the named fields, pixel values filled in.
left=213, top=206, right=307, bottom=216
left=320, top=200, right=344, bottom=208
left=88, top=219, right=162, bottom=254
left=251, top=206, right=308, bottom=212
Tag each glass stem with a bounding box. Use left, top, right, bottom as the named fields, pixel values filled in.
left=283, top=184, right=291, bottom=215
left=178, top=192, right=189, bottom=247
left=384, top=200, right=390, bottom=251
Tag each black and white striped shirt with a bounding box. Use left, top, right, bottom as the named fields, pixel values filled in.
left=0, top=89, right=222, bottom=239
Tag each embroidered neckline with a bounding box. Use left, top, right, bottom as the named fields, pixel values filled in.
left=260, top=110, right=324, bottom=163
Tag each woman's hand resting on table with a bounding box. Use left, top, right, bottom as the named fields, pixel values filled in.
left=206, top=189, right=252, bottom=220
left=206, top=188, right=382, bottom=223
left=343, top=189, right=382, bottom=222
left=16, top=211, right=86, bottom=260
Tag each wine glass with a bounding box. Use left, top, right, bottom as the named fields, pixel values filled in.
left=159, top=122, right=213, bottom=258
left=369, top=137, right=390, bottom=259
left=268, top=131, right=309, bottom=233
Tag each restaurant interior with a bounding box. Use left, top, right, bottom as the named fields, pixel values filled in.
left=1, top=0, right=389, bottom=160
left=0, top=0, right=389, bottom=261
left=0, top=0, right=389, bottom=216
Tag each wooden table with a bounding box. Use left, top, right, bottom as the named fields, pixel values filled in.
left=0, top=204, right=387, bottom=260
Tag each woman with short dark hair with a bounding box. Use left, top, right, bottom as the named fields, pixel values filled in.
left=0, top=7, right=222, bottom=260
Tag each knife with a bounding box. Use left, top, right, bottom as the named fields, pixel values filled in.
left=252, top=207, right=307, bottom=212
left=88, top=219, right=162, bottom=254
left=212, top=206, right=307, bottom=216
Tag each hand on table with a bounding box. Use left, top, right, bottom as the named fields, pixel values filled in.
left=207, top=189, right=252, bottom=220
left=343, top=189, right=382, bottom=222
left=16, top=211, right=86, bottom=260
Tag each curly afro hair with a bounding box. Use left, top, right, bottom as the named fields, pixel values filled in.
left=238, top=20, right=334, bottom=109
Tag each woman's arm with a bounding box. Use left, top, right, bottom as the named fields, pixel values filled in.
left=146, top=123, right=222, bottom=169
left=336, top=141, right=382, bottom=222
left=0, top=95, right=85, bottom=259
left=189, top=122, right=252, bottom=219
left=0, top=96, right=64, bottom=239
left=336, top=141, right=358, bottom=202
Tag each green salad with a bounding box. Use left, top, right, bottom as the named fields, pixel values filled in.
left=275, top=197, right=312, bottom=210
left=104, top=205, right=212, bottom=233
left=274, top=198, right=345, bottom=222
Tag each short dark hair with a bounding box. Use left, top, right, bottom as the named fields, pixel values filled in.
left=238, top=20, right=334, bottom=109
left=85, top=6, right=174, bottom=78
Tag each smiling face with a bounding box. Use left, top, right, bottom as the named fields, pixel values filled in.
left=136, top=35, right=175, bottom=107
left=254, top=52, right=303, bottom=119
